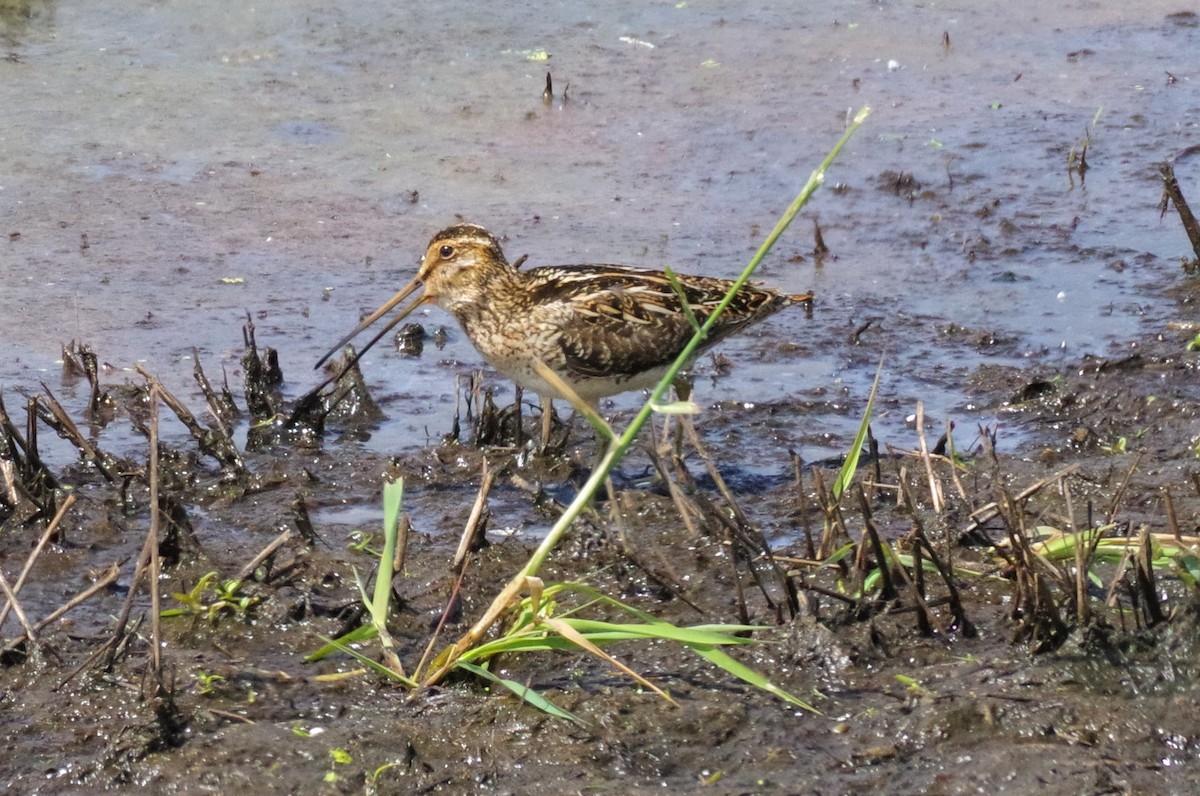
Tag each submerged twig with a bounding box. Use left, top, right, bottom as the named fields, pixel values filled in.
left=3, top=563, right=121, bottom=656
left=0, top=494, right=76, bottom=631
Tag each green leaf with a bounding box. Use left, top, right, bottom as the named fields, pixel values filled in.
left=689, top=644, right=819, bottom=713
left=312, top=634, right=417, bottom=687
left=372, top=478, right=404, bottom=618
left=833, top=356, right=883, bottom=500
left=305, top=624, right=379, bottom=663
left=456, top=662, right=588, bottom=726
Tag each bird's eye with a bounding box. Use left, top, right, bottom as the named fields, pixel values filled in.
left=439, top=244, right=455, bottom=259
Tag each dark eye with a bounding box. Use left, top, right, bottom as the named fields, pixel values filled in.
left=439, top=244, right=455, bottom=259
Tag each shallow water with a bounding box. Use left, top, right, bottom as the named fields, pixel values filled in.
left=1, top=1, right=1196, bottom=466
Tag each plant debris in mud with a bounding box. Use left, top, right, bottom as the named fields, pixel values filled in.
left=3, top=288, right=1200, bottom=793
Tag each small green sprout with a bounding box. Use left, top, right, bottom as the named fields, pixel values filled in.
left=194, top=671, right=226, bottom=696
left=162, top=571, right=260, bottom=623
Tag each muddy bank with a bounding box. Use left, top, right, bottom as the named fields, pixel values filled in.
left=0, top=275, right=1198, bottom=793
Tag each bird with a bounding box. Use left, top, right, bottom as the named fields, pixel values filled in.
left=317, top=223, right=812, bottom=445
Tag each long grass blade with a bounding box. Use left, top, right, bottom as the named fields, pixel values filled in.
left=314, top=634, right=417, bottom=687
left=541, top=615, right=677, bottom=705
left=687, top=644, right=819, bottom=713
left=373, top=478, right=404, bottom=618
left=456, top=662, right=589, bottom=726
left=305, top=623, right=378, bottom=662
left=832, top=354, right=884, bottom=501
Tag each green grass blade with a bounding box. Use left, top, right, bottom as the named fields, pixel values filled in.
left=833, top=354, right=884, bottom=500
left=372, top=478, right=404, bottom=618
left=516, top=107, right=872, bottom=583
left=313, top=634, right=417, bottom=687
left=688, top=644, right=819, bottom=713
left=456, top=662, right=589, bottom=727
left=562, top=618, right=761, bottom=646
left=305, top=623, right=378, bottom=662
left=662, top=265, right=704, bottom=335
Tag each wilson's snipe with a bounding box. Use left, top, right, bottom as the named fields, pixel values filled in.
left=318, top=223, right=811, bottom=438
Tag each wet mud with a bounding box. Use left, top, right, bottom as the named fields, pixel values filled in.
left=4, top=0, right=1200, bottom=793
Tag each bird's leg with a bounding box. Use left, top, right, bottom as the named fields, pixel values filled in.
left=539, top=395, right=555, bottom=452
left=667, top=375, right=692, bottom=459
left=671, top=374, right=693, bottom=403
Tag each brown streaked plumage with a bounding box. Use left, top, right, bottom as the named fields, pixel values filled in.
left=317, top=223, right=811, bottom=407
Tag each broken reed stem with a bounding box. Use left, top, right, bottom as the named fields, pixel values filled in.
left=412, top=561, right=473, bottom=683
left=192, top=353, right=241, bottom=437
left=1105, top=450, right=1143, bottom=525
left=148, top=385, right=163, bottom=681
left=1062, top=480, right=1091, bottom=626
left=1135, top=525, right=1166, bottom=625
left=25, top=397, right=40, bottom=483
left=856, top=485, right=896, bottom=601
left=3, top=563, right=121, bottom=656
left=6, top=394, right=61, bottom=512
left=37, top=385, right=118, bottom=482
left=961, top=464, right=1081, bottom=537
left=915, top=401, right=943, bottom=514
left=135, top=364, right=246, bottom=475
left=0, top=569, right=37, bottom=646
left=791, top=452, right=817, bottom=560
left=1159, top=162, right=1200, bottom=261
left=394, top=513, right=411, bottom=576
left=1103, top=543, right=1135, bottom=610
left=453, top=461, right=495, bottom=572
left=811, top=466, right=846, bottom=560
left=236, top=528, right=296, bottom=582
left=681, top=417, right=750, bottom=528
left=679, top=412, right=797, bottom=612
left=911, top=540, right=931, bottom=634
left=106, top=465, right=165, bottom=669
left=56, top=624, right=122, bottom=691
left=941, top=421, right=969, bottom=505
left=1164, top=486, right=1182, bottom=544
left=998, top=486, right=1068, bottom=648
left=646, top=442, right=703, bottom=539
left=895, top=532, right=936, bottom=635
left=650, top=427, right=789, bottom=616
left=727, top=530, right=752, bottom=626
left=897, top=475, right=974, bottom=634
left=0, top=493, right=76, bottom=630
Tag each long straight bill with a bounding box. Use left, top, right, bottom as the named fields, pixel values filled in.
left=314, top=274, right=427, bottom=370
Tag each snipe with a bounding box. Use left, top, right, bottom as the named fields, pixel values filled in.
left=317, top=223, right=811, bottom=443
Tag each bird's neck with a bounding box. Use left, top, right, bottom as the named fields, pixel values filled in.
left=448, top=261, right=527, bottom=331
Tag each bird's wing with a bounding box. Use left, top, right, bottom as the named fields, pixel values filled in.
left=524, top=265, right=785, bottom=379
